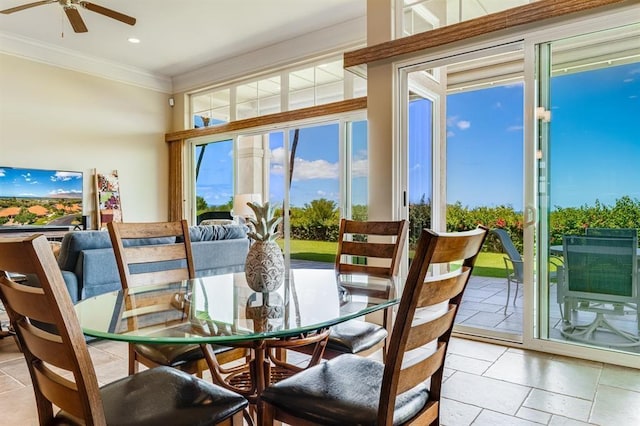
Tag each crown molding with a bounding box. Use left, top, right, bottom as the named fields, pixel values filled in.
left=0, top=31, right=172, bottom=93
left=171, top=15, right=366, bottom=94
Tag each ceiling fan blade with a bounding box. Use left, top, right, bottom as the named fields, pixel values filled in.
left=79, top=1, right=135, bottom=26
left=0, top=0, right=55, bottom=15
left=64, top=6, right=87, bottom=33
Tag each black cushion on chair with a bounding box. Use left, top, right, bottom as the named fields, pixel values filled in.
left=260, top=354, right=428, bottom=425
left=133, top=343, right=233, bottom=367
left=57, top=366, right=248, bottom=426
left=326, top=320, right=388, bottom=353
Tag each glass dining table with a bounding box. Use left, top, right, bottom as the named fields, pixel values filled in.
left=74, top=268, right=398, bottom=422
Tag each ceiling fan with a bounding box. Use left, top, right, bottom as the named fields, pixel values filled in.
left=0, top=0, right=136, bottom=33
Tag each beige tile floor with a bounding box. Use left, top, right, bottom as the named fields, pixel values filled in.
left=1, top=334, right=639, bottom=426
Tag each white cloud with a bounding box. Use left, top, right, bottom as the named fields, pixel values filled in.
left=447, top=115, right=471, bottom=131
left=352, top=159, right=368, bottom=177
left=0, top=169, right=5, bottom=177
left=457, top=120, right=471, bottom=130
left=51, top=171, right=80, bottom=181
left=292, top=158, right=338, bottom=180
left=270, top=147, right=340, bottom=181
left=270, top=147, right=287, bottom=165
left=447, top=130, right=455, bottom=137
left=507, top=125, right=523, bottom=132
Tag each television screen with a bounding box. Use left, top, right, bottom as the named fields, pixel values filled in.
left=0, top=166, right=83, bottom=228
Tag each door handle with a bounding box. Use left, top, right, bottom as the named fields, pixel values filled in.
left=525, top=206, right=536, bottom=227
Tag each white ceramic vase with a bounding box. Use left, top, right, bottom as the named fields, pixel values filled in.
left=245, top=241, right=285, bottom=292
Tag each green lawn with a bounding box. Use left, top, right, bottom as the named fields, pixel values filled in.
left=280, top=239, right=508, bottom=278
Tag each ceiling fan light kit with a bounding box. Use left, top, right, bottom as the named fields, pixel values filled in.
left=1, top=0, right=136, bottom=33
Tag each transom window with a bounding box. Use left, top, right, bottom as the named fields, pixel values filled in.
left=189, top=57, right=365, bottom=129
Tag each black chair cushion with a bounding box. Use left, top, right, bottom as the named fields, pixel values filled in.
left=261, top=354, right=429, bottom=425
left=327, top=320, right=388, bottom=353
left=56, top=366, right=248, bottom=426
left=133, top=343, right=232, bottom=367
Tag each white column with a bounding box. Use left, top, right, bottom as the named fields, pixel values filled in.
left=236, top=135, right=264, bottom=196
left=367, top=0, right=396, bottom=221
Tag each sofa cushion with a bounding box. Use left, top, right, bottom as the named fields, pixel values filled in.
left=58, top=231, right=178, bottom=272
left=189, top=224, right=248, bottom=242
left=57, top=231, right=112, bottom=271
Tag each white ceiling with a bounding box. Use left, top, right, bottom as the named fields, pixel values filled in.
left=0, top=0, right=365, bottom=87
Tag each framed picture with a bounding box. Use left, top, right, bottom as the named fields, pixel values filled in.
left=95, top=170, right=122, bottom=229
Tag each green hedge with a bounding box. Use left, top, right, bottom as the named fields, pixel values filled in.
left=280, top=195, right=640, bottom=253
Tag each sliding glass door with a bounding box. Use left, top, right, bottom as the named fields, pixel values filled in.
left=537, top=23, right=640, bottom=355
left=400, top=44, right=526, bottom=342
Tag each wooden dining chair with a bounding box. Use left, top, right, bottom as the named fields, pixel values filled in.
left=0, top=234, right=247, bottom=426
left=108, top=220, right=246, bottom=377
left=260, top=226, right=488, bottom=426
left=327, top=218, right=408, bottom=360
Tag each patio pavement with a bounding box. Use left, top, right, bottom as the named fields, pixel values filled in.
left=290, top=259, right=640, bottom=354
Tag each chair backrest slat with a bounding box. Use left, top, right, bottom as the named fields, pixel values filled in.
left=396, top=341, right=446, bottom=394
left=417, top=269, right=471, bottom=308
left=111, top=221, right=183, bottom=239
left=335, top=219, right=408, bottom=278
left=33, top=364, right=85, bottom=419
left=342, top=220, right=405, bottom=236
left=339, top=241, right=398, bottom=260
left=124, top=243, right=189, bottom=265
left=378, top=226, right=488, bottom=426
left=108, top=220, right=196, bottom=290
left=0, top=278, right=54, bottom=323
left=127, top=268, right=190, bottom=287
left=336, top=263, right=395, bottom=278
left=0, top=235, right=106, bottom=425
left=16, top=320, right=74, bottom=371
left=404, top=307, right=457, bottom=352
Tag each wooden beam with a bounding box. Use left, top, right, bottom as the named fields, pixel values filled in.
left=344, top=0, right=635, bottom=68
left=165, top=97, right=367, bottom=143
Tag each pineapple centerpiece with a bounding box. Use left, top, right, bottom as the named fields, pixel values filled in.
left=244, top=201, right=285, bottom=293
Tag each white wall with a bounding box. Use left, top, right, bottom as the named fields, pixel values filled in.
left=0, top=53, right=172, bottom=226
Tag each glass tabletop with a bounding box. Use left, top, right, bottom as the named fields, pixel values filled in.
left=74, top=268, right=398, bottom=344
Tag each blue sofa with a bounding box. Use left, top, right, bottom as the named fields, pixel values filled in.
left=57, top=224, right=250, bottom=303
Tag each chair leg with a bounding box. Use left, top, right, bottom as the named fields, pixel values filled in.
left=128, top=343, right=138, bottom=375
left=504, top=278, right=511, bottom=315
left=230, top=411, right=244, bottom=426
left=260, top=402, right=275, bottom=426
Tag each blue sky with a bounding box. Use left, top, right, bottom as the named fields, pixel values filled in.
left=439, top=83, right=523, bottom=209
left=0, top=167, right=82, bottom=199
left=196, top=61, right=639, bottom=211
left=549, top=62, right=640, bottom=207
left=195, top=140, right=234, bottom=206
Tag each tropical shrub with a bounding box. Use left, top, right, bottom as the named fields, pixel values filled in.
left=277, top=195, right=640, bottom=252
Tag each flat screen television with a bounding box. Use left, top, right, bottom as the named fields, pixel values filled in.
left=0, top=166, right=83, bottom=229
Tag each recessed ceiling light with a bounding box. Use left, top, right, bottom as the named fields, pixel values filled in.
left=128, top=37, right=140, bottom=44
